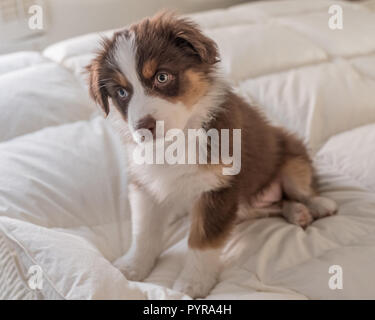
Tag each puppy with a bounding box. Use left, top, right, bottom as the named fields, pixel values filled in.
left=87, top=12, right=337, bottom=298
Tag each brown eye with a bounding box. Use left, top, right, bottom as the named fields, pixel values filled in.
left=156, top=72, right=170, bottom=84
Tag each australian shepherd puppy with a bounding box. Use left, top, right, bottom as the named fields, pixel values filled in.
left=87, top=12, right=338, bottom=298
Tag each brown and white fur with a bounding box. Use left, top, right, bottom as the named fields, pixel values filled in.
left=87, top=12, right=337, bottom=298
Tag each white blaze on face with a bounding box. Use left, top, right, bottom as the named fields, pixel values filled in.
left=112, top=32, right=213, bottom=144
left=113, top=32, right=148, bottom=141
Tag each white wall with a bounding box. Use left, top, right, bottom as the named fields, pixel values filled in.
left=45, top=0, right=248, bottom=43
left=1, top=0, right=248, bottom=54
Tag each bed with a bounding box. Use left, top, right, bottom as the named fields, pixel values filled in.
left=1, top=0, right=375, bottom=299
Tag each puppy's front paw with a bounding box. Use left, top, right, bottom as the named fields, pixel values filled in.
left=113, top=254, right=155, bottom=281
left=173, top=271, right=218, bottom=298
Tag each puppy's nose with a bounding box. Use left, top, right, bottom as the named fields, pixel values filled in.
left=135, top=115, right=156, bottom=135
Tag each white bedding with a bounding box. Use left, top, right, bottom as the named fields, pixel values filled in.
left=1, top=0, right=375, bottom=299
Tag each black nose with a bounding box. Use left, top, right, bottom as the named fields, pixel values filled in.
left=135, top=115, right=156, bottom=136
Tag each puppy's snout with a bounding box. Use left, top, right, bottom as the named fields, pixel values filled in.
left=135, top=115, right=156, bottom=136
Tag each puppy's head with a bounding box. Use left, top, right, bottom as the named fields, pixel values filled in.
left=87, top=11, right=219, bottom=142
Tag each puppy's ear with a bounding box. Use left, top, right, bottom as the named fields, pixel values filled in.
left=86, top=57, right=110, bottom=116
left=174, top=17, right=219, bottom=65
left=153, top=11, right=219, bottom=65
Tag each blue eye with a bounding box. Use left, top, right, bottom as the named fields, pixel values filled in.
left=117, top=88, right=128, bottom=99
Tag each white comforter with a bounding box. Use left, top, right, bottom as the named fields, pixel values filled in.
left=1, top=0, right=375, bottom=299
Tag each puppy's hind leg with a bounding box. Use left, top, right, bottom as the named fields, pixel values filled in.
left=282, top=201, right=313, bottom=228
left=306, top=196, right=338, bottom=219
left=280, top=156, right=337, bottom=225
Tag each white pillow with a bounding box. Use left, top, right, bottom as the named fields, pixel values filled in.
left=316, top=124, right=375, bottom=192
left=0, top=62, right=96, bottom=142
left=238, top=59, right=375, bottom=153
left=205, top=23, right=327, bottom=82
left=0, top=117, right=186, bottom=299
left=0, top=51, right=47, bottom=75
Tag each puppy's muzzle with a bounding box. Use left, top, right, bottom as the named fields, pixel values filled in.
left=135, top=115, right=156, bottom=139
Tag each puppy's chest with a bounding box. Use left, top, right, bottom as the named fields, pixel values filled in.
left=129, top=162, right=224, bottom=204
